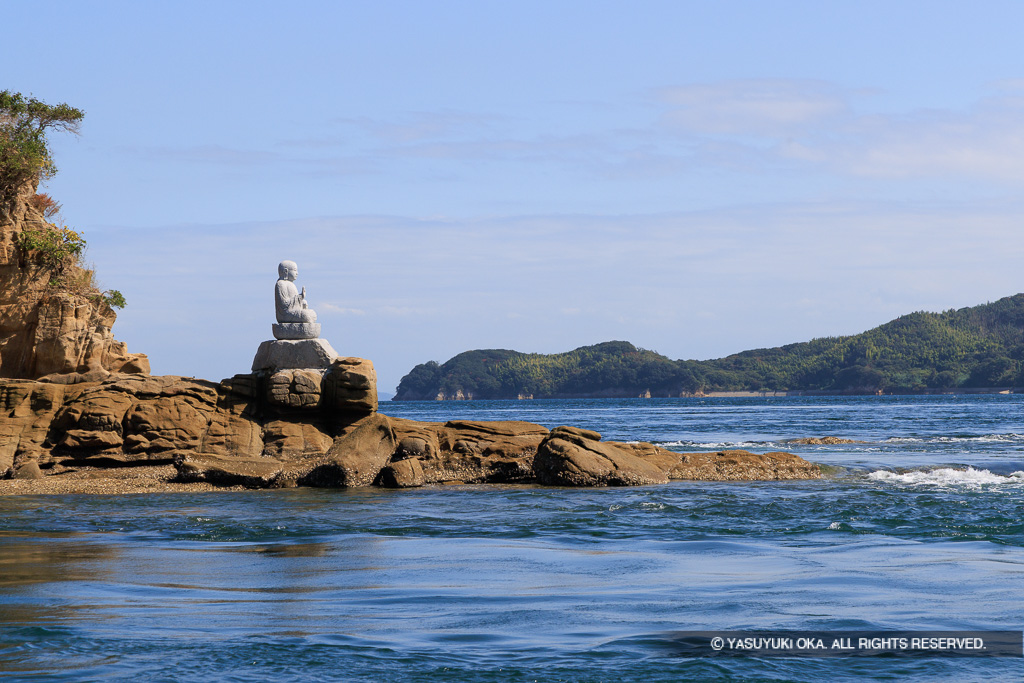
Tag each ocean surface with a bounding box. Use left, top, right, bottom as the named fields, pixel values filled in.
left=2, top=395, right=1024, bottom=681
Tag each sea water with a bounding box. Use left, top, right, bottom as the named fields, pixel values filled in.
left=1, top=395, right=1023, bottom=681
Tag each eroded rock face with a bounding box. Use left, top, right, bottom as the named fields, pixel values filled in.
left=0, top=182, right=149, bottom=382
left=322, top=357, right=377, bottom=414
left=268, top=369, right=324, bottom=409
left=297, top=413, right=397, bottom=487
left=0, top=369, right=821, bottom=489
left=0, top=358, right=390, bottom=487
left=379, top=457, right=425, bottom=488
left=534, top=425, right=670, bottom=486
left=0, top=380, right=75, bottom=476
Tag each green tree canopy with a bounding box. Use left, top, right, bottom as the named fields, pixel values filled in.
left=394, top=295, right=1024, bottom=398
left=0, top=91, right=84, bottom=203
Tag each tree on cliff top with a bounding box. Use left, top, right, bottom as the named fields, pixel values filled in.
left=0, top=90, right=84, bottom=204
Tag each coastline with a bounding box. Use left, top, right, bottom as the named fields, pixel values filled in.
left=0, top=465, right=249, bottom=495
left=399, top=387, right=1021, bottom=400
left=701, top=388, right=1018, bottom=397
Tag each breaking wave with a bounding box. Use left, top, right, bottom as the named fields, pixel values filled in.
left=884, top=433, right=1024, bottom=444
left=868, top=466, right=1024, bottom=488
left=656, top=440, right=771, bottom=450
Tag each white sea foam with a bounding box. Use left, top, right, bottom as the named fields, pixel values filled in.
left=884, top=433, right=1024, bottom=445
left=657, top=440, right=768, bottom=449
left=868, top=467, right=1024, bottom=488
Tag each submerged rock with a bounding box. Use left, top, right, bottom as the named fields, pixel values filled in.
left=785, top=436, right=862, bottom=445
left=644, top=448, right=823, bottom=480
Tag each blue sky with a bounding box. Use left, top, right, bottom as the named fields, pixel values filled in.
left=7, top=1, right=1024, bottom=393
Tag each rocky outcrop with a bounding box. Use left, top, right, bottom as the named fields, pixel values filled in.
left=534, top=426, right=669, bottom=486
left=0, top=181, right=148, bottom=382
left=785, top=436, right=862, bottom=445
left=259, top=357, right=378, bottom=414
left=640, top=447, right=823, bottom=480
left=0, top=364, right=821, bottom=489
left=0, top=358, right=378, bottom=483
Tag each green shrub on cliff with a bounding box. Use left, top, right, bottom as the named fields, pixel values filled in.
left=0, top=90, right=84, bottom=204
left=2, top=91, right=125, bottom=307
left=102, top=289, right=127, bottom=310
left=17, top=222, right=86, bottom=269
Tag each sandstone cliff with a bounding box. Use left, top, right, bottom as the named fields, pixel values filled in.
left=0, top=181, right=149, bottom=382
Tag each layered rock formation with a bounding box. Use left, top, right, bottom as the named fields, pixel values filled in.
left=0, top=182, right=149, bottom=382
left=1, top=356, right=821, bottom=488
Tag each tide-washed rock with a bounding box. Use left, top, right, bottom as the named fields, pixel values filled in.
left=0, top=370, right=821, bottom=488
left=785, top=436, right=861, bottom=445
left=422, top=419, right=549, bottom=483
left=175, top=452, right=284, bottom=487
left=643, top=448, right=822, bottom=480
left=534, top=425, right=669, bottom=486
left=298, top=413, right=397, bottom=487
left=379, top=457, right=425, bottom=488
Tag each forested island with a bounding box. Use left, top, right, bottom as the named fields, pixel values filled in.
left=395, top=295, right=1024, bottom=399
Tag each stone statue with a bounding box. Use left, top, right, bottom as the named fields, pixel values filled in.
left=272, top=260, right=321, bottom=340
left=276, top=260, right=317, bottom=323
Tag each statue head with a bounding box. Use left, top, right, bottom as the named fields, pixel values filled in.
left=278, top=260, right=298, bottom=281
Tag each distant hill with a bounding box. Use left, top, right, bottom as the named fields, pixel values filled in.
left=393, top=294, right=1024, bottom=399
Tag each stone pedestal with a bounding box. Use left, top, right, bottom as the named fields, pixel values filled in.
left=252, top=338, right=339, bottom=372
left=273, top=322, right=321, bottom=340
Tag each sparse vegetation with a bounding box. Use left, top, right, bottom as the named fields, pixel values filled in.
left=2, top=91, right=125, bottom=308
left=102, top=289, right=126, bottom=309
left=17, top=222, right=86, bottom=270
left=28, top=192, right=62, bottom=219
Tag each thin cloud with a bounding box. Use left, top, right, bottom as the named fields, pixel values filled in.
left=836, top=94, right=1024, bottom=181
left=333, top=110, right=506, bottom=144
left=657, top=79, right=849, bottom=136
left=321, top=304, right=365, bottom=315
left=118, top=144, right=283, bottom=165
left=115, top=80, right=1024, bottom=190
left=655, top=78, right=1024, bottom=184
